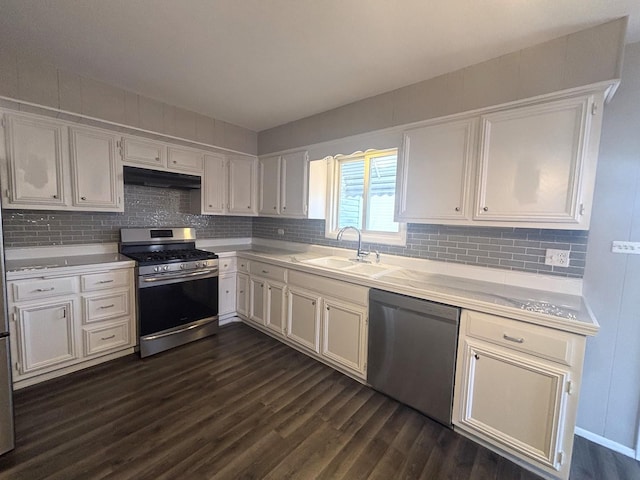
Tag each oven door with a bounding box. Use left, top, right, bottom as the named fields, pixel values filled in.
left=138, top=269, right=219, bottom=337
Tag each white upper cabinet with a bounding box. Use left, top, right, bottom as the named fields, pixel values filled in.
left=69, top=126, right=122, bottom=211
left=167, top=146, right=204, bottom=173
left=475, top=95, right=596, bottom=225
left=228, top=155, right=258, bottom=215
left=121, top=137, right=166, bottom=169
left=201, top=153, right=227, bottom=214
left=258, top=155, right=281, bottom=215
left=394, top=90, right=605, bottom=229
left=2, top=114, right=68, bottom=208
left=396, top=119, right=475, bottom=222
left=258, top=150, right=309, bottom=218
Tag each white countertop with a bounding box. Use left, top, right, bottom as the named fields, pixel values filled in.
left=204, top=244, right=598, bottom=336
left=5, top=253, right=135, bottom=280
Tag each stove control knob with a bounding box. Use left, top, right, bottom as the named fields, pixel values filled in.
left=180, top=264, right=186, bottom=270
left=163, top=265, right=169, bottom=271
left=202, top=261, right=208, bottom=267
left=195, top=262, right=201, bottom=268
left=154, top=266, right=160, bottom=273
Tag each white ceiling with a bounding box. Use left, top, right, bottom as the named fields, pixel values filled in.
left=0, top=1, right=639, bottom=132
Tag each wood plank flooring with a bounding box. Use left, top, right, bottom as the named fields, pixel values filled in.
left=0, top=323, right=638, bottom=480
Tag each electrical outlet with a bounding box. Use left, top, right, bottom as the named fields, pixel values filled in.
left=545, top=249, right=570, bottom=267
left=611, top=241, right=640, bottom=254
left=277, top=228, right=285, bottom=236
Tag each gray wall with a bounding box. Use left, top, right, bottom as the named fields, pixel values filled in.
left=253, top=218, right=588, bottom=277
left=1, top=184, right=252, bottom=247
left=0, top=51, right=257, bottom=155
left=579, top=41, right=640, bottom=451
left=258, top=18, right=626, bottom=154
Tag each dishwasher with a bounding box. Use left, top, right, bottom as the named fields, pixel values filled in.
left=367, top=289, right=460, bottom=426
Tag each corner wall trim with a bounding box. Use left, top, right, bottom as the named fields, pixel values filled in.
left=575, top=427, right=637, bottom=459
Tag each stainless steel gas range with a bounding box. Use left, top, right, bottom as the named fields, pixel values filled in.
left=119, top=227, right=219, bottom=357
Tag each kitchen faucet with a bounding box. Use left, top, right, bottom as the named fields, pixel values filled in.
left=336, top=226, right=370, bottom=262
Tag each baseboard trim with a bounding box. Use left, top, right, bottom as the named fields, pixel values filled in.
left=219, top=316, right=241, bottom=326
left=575, top=427, right=636, bottom=458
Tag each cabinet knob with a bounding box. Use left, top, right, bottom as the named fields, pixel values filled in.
left=311, top=301, right=315, bottom=306
left=455, top=207, right=460, bottom=212
left=326, top=306, right=330, bottom=311
left=283, top=206, right=286, bottom=210
left=81, top=196, right=87, bottom=201
left=173, top=160, right=177, bottom=164
left=209, top=204, right=213, bottom=208
left=247, top=206, right=251, bottom=209
left=53, top=194, right=58, bottom=199
left=225, top=290, right=229, bottom=294
left=155, top=157, right=160, bottom=161
left=474, top=354, right=480, bottom=360
left=483, top=206, right=489, bottom=212
left=273, top=206, right=277, bottom=210
left=240, top=290, right=244, bottom=294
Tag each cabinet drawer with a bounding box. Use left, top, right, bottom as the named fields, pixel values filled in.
left=237, top=258, right=249, bottom=273
left=11, top=277, right=77, bottom=302
left=219, top=257, right=237, bottom=273
left=83, top=320, right=131, bottom=356
left=81, top=270, right=130, bottom=292
left=463, top=310, right=575, bottom=366
left=83, top=291, right=130, bottom=323
left=249, top=261, right=286, bottom=283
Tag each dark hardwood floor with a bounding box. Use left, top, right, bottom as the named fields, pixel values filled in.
left=0, top=323, right=638, bottom=480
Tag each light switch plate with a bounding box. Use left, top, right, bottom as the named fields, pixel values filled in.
left=611, top=241, right=640, bottom=254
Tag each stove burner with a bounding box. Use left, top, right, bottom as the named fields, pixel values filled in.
left=124, top=249, right=217, bottom=265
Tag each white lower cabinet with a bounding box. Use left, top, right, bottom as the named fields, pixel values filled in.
left=236, top=273, right=249, bottom=318
left=8, top=265, right=137, bottom=388
left=249, top=277, right=267, bottom=325
left=13, top=299, right=78, bottom=375
left=265, top=281, right=286, bottom=336
left=453, top=310, right=584, bottom=480
left=219, top=273, right=237, bottom=317
left=321, top=298, right=368, bottom=376
left=286, top=286, right=322, bottom=353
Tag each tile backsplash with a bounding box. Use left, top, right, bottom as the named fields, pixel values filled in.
left=1, top=184, right=252, bottom=247
left=252, top=217, right=588, bottom=278
left=1, top=186, right=587, bottom=278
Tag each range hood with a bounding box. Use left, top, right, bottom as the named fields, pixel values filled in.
left=123, top=166, right=201, bottom=189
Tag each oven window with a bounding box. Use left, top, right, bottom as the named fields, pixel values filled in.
left=138, top=276, right=218, bottom=336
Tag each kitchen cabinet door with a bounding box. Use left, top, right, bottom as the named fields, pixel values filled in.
left=475, top=96, right=594, bottom=224
left=396, top=119, right=475, bottom=222
left=265, top=281, right=286, bottom=336
left=236, top=273, right=249, bottom=318
left=249, top=277, right=266, bottom=325
left=286, top=286, right=321, bottom=354
left=453, top=338, right=569, bottom=473
left=258, top=155, right=281, bottom=215
left=202, top=153, right=227, bottom=214
left=2, top=113, right=68, bottom=208
left=121, top=137, right=166, bottom=169
left=167, top=146, right=204, bottom=173
left=280, top=151, right=308, bottom=218
left=321, top=297, right=367, bottom=377
left=228, top=155, right=258, bottom=215
left=69, top=126, right=122, bottom=211
left=219, top=273, right=237, bottom=316
left=14, top=300, right=78, bottom=376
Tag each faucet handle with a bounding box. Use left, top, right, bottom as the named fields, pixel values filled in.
left=374, top=250, right=381, bottom=263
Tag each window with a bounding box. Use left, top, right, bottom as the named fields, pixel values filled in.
left=326, top=148, right=406, bottom=246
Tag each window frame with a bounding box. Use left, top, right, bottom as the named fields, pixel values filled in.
left=325, top=148, right=407, bottom=247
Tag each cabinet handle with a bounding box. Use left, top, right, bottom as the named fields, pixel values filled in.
left=503, top=334, right=524, bottom=344
left=98, top=280, right=114, bottom=284
left=455, top=207, right=460, bottom=212
left=35, top=287, right=55, bottom=292
left=474, top=354, right=480, bottom=360
left=262, top=270, right=269, bottom=274
left=223, top=263, right=228, bottom=267
left=101, top=334, right=116, bottom=341
left=81, top=196, right=87, bottom=201
left=53, top=195, right=58, bottom=199
left=155, top=157, right=160, bottom=161
left=483, top=207, right=489, bottom=212
left=99, top=304, right=115, bottom=309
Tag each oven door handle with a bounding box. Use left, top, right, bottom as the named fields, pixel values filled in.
left=142, top=268, right=218, bottom=283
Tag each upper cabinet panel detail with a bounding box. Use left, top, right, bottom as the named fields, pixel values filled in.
left=3, top=114, right=67, bottom=207
left=475, top=96, right=593, bottom=224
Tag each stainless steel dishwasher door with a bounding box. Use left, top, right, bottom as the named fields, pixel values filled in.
left=367, top=289, right=460, bottom=426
